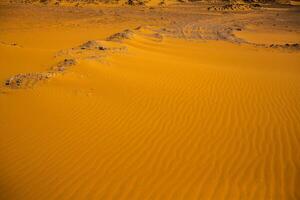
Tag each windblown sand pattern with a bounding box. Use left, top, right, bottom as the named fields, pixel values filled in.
left=0, top=2, right=300, bottom=200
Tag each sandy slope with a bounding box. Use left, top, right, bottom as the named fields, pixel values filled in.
left=1, top=3, right=300, bottom=200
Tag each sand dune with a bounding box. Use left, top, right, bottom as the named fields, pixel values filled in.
left=1, top=2, right=300, bottom=200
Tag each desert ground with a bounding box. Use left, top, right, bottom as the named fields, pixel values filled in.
left=0, top=0, right=300, bottom=199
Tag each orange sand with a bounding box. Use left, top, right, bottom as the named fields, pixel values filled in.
left=1, top=3, right=300, bottom=200
left=235, top=27, right=300, bottom=45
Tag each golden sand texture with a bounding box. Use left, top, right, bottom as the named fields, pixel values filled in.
left=1, top=3, right=300, bottom=200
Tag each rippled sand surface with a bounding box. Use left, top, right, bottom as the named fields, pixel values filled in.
left=1, top=3, right=300, bottom=200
